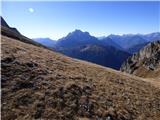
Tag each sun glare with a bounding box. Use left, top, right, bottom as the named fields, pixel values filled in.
left=29, top=8, right=34, bottom=13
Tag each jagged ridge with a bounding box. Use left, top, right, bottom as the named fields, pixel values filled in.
left=121, top=40, right=160, bottom=78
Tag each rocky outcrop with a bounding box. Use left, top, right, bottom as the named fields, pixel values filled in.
left=120, top=40, right=160, bottom=77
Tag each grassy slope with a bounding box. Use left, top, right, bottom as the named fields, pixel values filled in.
left=1, top=35, right=160, bottom=120
left=132, top=64, right=160, bottom=79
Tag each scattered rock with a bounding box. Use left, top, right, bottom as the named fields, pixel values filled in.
left=12, top=80, right=34, bottom=91
left=34, top=102, right=45, bottom=119
left=16, top=94, right=33, bottom=107
left=1, top=56, right=15, bottom=64
left=26, top=61, right=38, bottom=68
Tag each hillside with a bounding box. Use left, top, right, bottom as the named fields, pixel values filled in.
left=1, top=17, right=48, bottom=49
left=60, top=44, right=130, bottom=70
left=121, top=41, right=160, bottom=79
left=2, top=35, right=160, bottom=120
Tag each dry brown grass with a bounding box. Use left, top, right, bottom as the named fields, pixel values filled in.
left=133, top=65, right=160, bottom=79
left=1, top=35, right=160, bottom=120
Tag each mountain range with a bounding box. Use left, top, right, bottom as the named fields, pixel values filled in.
left=34, top=30, right=160, bottom=70
left=107, top=34, right=147, bottom=50
left=34, top=31, right=160, bottom=52
left=54, top=30, right=131, bottom=70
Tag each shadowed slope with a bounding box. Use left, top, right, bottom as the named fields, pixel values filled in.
left=1, top=17, right=49, bottom=49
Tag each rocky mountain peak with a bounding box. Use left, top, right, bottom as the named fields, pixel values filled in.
left=66, top=29, right=91, bottom=40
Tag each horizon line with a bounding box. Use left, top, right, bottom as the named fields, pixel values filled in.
left=32, top=31, right=160, bottom=40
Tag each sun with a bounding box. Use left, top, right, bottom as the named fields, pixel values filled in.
left=29, top=8, right=34, bottom=13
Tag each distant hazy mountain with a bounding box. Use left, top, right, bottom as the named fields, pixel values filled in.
left=127, top=42, right=149, bottom=54
left=108, top=34, right=147, bottom=49
left=100, top=37, right=124, bottom=50
left=140, top=32, right=160, bottom=42
left=107, top=33, right=160, bottom=52
left=97, top=36, right=106, bottom=40
left=33, top=38, right=56, bottom=49
left=56, top=29, right=101, bottom=49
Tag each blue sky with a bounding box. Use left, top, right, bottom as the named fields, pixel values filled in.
left=1, top=1, right=160, bottom=40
